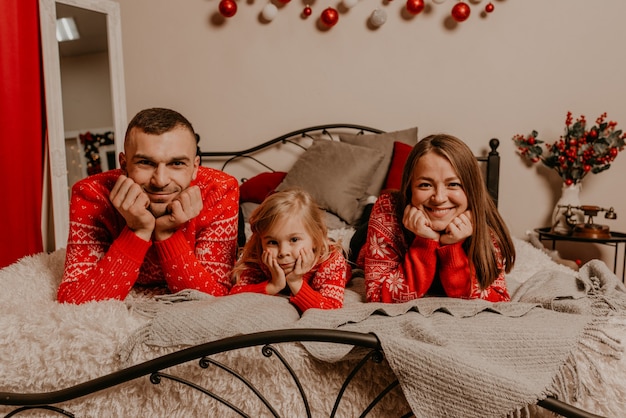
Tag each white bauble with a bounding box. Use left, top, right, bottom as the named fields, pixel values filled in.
left=369, top=8, right=387, bottom=27
left=262, top=3, right=278, bottom=20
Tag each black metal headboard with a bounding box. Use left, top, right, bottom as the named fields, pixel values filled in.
left=199, top=124, right=500, bottom=207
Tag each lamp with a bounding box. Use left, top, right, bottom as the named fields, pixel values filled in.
left=56, top=17, right=80, bottom=42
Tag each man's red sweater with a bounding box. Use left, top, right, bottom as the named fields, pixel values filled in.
left=57, top=167, right=239, bottom=304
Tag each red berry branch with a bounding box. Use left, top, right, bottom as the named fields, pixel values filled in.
left=513, top=112, right=626, bottom=185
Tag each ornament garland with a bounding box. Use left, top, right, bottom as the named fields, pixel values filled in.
left=217, top=0, right=497, bottom=27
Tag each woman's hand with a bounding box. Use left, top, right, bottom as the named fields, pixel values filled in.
left=403, top=205, right=440, bottom=241
left=440, top=211, right=472, bottom=245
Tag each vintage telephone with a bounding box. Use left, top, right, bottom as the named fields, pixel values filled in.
left=556, top=204, right=617, bottom=238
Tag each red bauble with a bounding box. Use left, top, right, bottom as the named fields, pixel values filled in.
left=451, top=2, right=470, bottom=22
left=303, top=5, right=312, bottom=17
left=320, top=7, right=339, bottom=27
left=405, top=0, right=424, bottom=15
left=219, top=0, right=237, bottom=17
left=485, top=2, right=494, bottom=13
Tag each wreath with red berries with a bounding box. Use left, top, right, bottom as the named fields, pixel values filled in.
left=79, top=131, right=114, bottom=176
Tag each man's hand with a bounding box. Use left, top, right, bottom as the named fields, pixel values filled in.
left=154, top=185, right=203, bottom=241
left=110, top=175, right=155, bottom=241
left=440, top=211, right=472, bottom=245
left=403, top=205, right=440, bottom=241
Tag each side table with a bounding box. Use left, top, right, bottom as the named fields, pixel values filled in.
left=535, top=227, right=626, bottom=282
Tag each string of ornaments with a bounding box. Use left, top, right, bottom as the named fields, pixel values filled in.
left=218, top=0, right=495, bottom=27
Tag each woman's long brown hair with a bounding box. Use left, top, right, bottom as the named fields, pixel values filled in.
left=398, top=134, right=515, bottom=289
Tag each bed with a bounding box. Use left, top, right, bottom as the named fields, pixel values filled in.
left=1, top=124, right=625, bottom=418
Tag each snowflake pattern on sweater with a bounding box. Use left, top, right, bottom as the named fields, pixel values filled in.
left=229, top=249, right=349, bottom=312
left=358, top=192, right=510, bottom=303
left=58, top=167, right=239, bottom=304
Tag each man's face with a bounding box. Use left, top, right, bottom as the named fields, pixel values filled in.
left=119, top=126, right=200, bottom=217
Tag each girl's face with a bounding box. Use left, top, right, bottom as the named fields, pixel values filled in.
left=261, top=215, right=314, bottom=273
left=410, top=151, right=468, bottom=232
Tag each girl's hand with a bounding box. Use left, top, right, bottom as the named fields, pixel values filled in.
left=262, top=250, right=286, bottom=295
left=286, top=248, right=315, bottom=282
left=286, top=248, right=316, bottom=295
left=440, top=211, right=472, bottom=245
left=403, top=205, right=440, bottom=241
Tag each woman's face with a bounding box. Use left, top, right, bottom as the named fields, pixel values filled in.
left=261, top=216, right=314, bottom=274
left=410, top=151, right=469, bottom=232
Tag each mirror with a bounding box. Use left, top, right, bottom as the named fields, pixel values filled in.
left=39, top=0, right=127, bottom=250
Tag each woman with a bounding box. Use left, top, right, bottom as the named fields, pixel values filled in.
left=358, top=134, right=515, bottom=303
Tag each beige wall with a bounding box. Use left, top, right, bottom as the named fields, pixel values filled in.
left=116, top=0, right=626, bottom=270
left=61, top=51, right=112, bottom=131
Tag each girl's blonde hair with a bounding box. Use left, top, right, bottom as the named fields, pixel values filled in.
left=231, top=188, right=335, bottom=282
left=398, top=134, right=516, bottom=289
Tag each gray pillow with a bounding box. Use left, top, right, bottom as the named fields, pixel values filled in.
left=339, top=127, right=418, bottom=197
left=276, top=140, right=385, bottom=225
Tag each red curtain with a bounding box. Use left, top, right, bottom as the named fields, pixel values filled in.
left=0, top=0, right=45, bottom=268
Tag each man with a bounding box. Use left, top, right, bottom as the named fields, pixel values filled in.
left=58, top=108, right=239, bottom=304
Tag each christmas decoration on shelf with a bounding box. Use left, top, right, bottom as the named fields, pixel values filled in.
left=514, top=112, right=625, bottom=235
left=79, top=131, right=115, bottom=176
left=217, top=0, right=499, bottom=26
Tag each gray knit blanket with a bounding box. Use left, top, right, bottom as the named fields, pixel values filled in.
left=120, top=261, right=626, bottom=418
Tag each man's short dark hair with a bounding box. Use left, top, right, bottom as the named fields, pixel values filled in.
left=125, top=107, right=199, bottom=154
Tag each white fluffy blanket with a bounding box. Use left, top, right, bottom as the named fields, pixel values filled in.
left=1, top=238, right=625, bottom=417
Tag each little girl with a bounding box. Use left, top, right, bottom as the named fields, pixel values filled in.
left=230, top=188, right=349, bottom=312
left=358, top=134, right=515, bottom=303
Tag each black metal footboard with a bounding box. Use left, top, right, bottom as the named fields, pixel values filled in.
left=0, top=329, right=604, bottom=418
left=0, top=329, right=409, bottom=418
